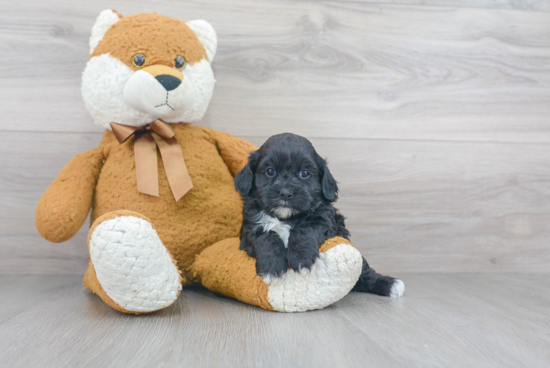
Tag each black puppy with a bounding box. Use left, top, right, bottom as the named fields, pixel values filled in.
left=234, top=133, right=404, bottom=297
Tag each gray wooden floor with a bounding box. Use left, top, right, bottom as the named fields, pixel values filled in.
left=0, top=274, right=548, bottom=368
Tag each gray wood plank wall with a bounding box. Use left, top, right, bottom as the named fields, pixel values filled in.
left=1, top=0, right=549, bottom=274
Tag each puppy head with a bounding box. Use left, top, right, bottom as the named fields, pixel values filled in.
left=235, top=133, right=338, bottom=219
left=82, top=10, right=217, bottom=129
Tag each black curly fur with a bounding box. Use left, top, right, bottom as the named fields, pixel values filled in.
left=234, top=133, right=400, bottom=296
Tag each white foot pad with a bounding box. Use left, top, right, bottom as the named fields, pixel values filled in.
left=265, top=244, right=363, bottom=312
left=390, top=279, right=405, bottom=298
left=90, top=216, right=182, bottom=313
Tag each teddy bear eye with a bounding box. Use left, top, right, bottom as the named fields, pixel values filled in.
left=133, top=54, right=145, bottom=68
left=175, top=56, right=186, bottom=70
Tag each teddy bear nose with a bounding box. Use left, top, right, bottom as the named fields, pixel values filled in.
left=155, top=74, right=182, bottom=91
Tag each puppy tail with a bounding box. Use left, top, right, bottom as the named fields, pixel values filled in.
left=352, top=258, right=405, bottom=298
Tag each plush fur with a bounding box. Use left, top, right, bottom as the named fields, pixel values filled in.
left=88, top=213, right=182, bottom=313
left=235, top=133, right=405, bottom=297
left=82, top=12, right=215, bottom=129
left=36, top=10, right=375, bottom=314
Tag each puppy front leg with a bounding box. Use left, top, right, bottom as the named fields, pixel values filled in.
left=287, top=228, right=321, bottom=273
left=254, top=232, right=288, bottom=280
left=239, top=224, right=256, bottom=258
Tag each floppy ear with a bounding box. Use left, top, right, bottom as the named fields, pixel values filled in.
left=186, top=20, right=217, bottom=62
left=317, top=154, right=339, bottom=201
left=89, top=9, right=121, bottom=55
left=234, top=151, right=260, bottom=196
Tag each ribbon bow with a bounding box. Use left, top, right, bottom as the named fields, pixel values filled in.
left=110, top=120, right=193, bottom=202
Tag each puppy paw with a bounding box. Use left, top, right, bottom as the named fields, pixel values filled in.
left=372, top=277, right=405, bottom=298
left=390, top=279, right=405, bottom=298
left=256, top=256, right=288, bottom=281
left=287, top=247, right=319, bottom=273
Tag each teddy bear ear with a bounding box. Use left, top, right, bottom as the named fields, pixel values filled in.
left=89, top=9, right=122, bottom=55
left=186, top=20, right=217, bottom=62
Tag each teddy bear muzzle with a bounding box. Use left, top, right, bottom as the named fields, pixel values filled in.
left=123, top=64, right=193, bottom=119
left=142, top=65, right=183, bottom=88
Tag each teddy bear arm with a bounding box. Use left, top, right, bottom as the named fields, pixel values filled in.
left=210, top=130, right=258, bottom=176
left=35, top=147, right=105, bottom=243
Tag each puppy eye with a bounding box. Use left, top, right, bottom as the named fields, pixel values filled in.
left=175, top=56, right=186, bottom=70
left=265, top=168, right=276, bottom=177
left=133, top=54, right=145, bottom=68
left=299, top=170, right=310, bottom=179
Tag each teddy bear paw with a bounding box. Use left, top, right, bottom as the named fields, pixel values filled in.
left=89, top=215, right=182, bottom=313
left=264, top=243, right=363, bottom=312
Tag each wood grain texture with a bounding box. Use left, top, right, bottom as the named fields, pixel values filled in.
left=0, top=0, right=549, bottom=142
left=0, top=274, right=549, bottom=367
left=341, top=0, right=550, bottom=12
left=2, top=131, right=550, bottom=274
left=1, top=0, right=550, bottom=274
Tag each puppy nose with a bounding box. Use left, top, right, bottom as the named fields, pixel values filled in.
left=155, top=74, right=181, bottom=91
left=279, top=189, right=293, bottom=200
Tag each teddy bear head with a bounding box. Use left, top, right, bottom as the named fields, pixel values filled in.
left=82, top=10, right=217, bottom=129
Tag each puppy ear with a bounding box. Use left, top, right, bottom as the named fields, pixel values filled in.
left=317, top=154, right=339, bottom=201
left=234, top=151, right=259, bottom=196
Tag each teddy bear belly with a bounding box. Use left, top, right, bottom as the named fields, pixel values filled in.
left=91, top=159, right=243, bottom=281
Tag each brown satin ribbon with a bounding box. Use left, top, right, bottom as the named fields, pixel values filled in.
left=110, top=120, right=193, bottom=202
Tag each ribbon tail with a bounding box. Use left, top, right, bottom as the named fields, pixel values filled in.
left=134, top=134, right=159, bottom=197
left=152, top=133, right=193, bottom=202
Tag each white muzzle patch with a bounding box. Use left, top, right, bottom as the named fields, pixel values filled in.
left=123, top=70, right=193, bottom=120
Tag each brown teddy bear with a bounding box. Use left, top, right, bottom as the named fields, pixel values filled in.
left=35, top=10, right=364, bottom=314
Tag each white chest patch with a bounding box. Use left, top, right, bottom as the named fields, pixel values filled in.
left=256, top=211, right=292, bottom=248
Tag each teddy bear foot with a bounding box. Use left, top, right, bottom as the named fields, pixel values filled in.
left=84, top=211, right=182, bottom=314
left=191, top=236, right=363, bottom=312
left=265, top=239, right=363, bottom=312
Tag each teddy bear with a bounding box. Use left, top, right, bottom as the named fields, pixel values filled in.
left=35, top=10, right=364, bottom=314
